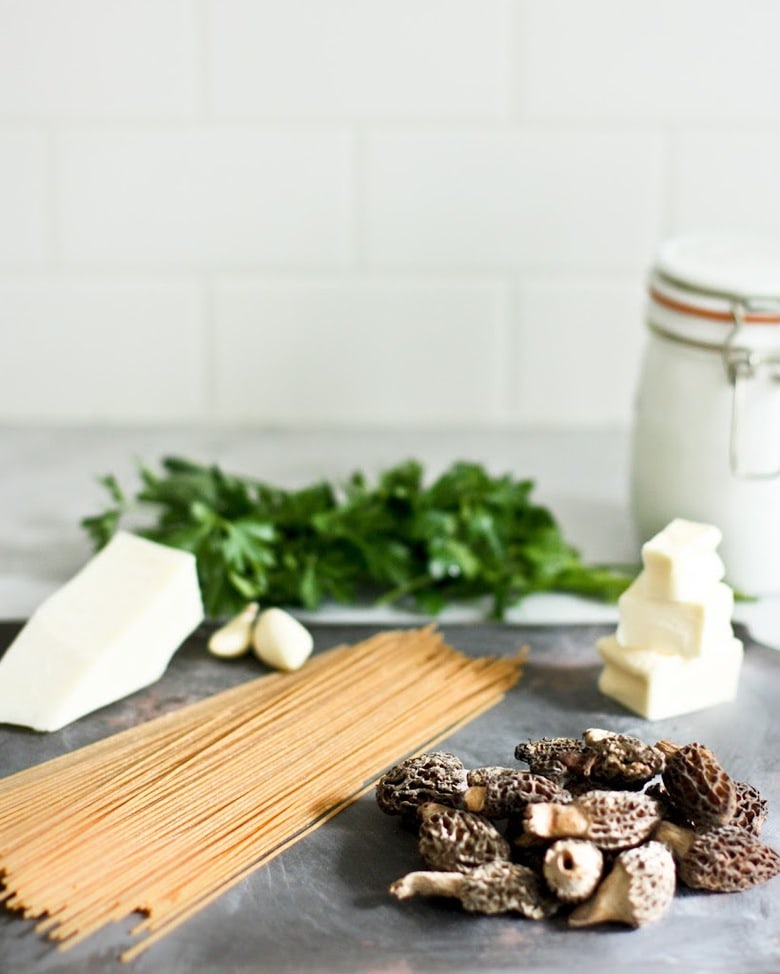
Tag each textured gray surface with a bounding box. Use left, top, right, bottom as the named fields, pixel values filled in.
left=1, top=621, right=778, bottom=974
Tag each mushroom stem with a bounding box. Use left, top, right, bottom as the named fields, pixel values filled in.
left=655, top=739, right=681, bottom=758
left=543, top=839, right=604, bottom=903
left=464, top=785, right=487, bottom=813
left=390, top=871, right=464, bottom=901
left=569, top=843, right=676, bottom=928
left=524, top=801, right=589, bottom=839
left=568, top=861, right=632, bottom=927
left=654, top=820, right=696, bottom=858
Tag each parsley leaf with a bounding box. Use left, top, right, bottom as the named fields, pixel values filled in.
left=81, top=456, right=634, bottom=618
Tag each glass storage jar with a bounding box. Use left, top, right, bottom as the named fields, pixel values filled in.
left=631, top=234, right=780, bottom=594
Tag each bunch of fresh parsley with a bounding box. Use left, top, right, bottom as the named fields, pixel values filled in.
left=82, top=456, right=633, bottom=619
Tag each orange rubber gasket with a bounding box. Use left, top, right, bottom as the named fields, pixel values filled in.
left=649, top=286, right=780, bottom=324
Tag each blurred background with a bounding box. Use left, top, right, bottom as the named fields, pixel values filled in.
left=1, top=0, right=780, bottom=430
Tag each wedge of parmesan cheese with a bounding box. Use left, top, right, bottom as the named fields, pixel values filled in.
left=0, top=532, right=203, bottom=732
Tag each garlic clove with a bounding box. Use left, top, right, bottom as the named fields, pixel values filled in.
left=207, top=602, right=259, bottom=658
left=251, top=607, right=314, bottom=672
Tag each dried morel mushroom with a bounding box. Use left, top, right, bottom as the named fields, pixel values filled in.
left=731, top=781, right=769, bottom=837
left=582, top=729, right=665, bottom=790
left=655, top=821, right=780, bottom=892
left=381, top=730, right=778, bottom=934
left=375, top=752, right=468, bottom=818
left=514, top=731, right=663, bottom=793
left=568, top=841, right=676, bottom=928
left=543, top=838, right=604, bottom=903
left=464, top=768, right=571, bottom=819
left=466, top=765, right=515, bottom=788
left=417, top=802, right=511, bottom=873
left=650, top=764, right=767, bottom=836
left=514, top=736, right=593, bottom=784
left=391, top=860, right=557, bottom=920
left=643, top=782, right=692, bottom=829
left=524, top=790, right=662, bottom=851
left=657, top=740, right=736, bottom=830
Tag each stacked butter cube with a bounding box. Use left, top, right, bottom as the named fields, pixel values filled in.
left=597, top=518, right=743, bottom=720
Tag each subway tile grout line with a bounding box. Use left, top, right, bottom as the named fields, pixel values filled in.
left=10, top=117, right=780, bottom=135
left=0, top=267, right=647, bottom=286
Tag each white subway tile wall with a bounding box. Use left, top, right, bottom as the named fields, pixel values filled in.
left=364, top=131, right=666, bottom=269
left=0, top=0, right=778, bottom=428
left=0, top=130, right=48, bottom=266
left=521, top=1, right=780, bottom=123
left=0, top=280, right=206, bottom=422
left=207, top=0, right=511, bottom=120
left=212, top=280, right=505, bottom=424
left=59, top=130, right=355, bottom=266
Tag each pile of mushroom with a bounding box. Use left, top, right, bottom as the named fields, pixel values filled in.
left=376, top=730, right=779, bottom=928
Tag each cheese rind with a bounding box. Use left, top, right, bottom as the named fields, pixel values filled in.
left=597, top=634, right=743, bottom=721
left=0, top=532, right=203, bottom=732
left=616, top=578, right=734, bottom=658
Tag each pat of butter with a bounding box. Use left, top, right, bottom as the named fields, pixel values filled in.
left=596, top=516, right=743, bottom=719
left=616, top=578, right=734, bottom=658
left=640, top=518, right=725, bottom=601
left=597, top=634, right=743, bottom=721
left=0, top=532, right=203, bottom=732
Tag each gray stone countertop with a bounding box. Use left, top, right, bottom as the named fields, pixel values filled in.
left=1, top=620, right=778, bottom=973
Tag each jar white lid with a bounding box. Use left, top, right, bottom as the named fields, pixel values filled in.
left=655, top=233, right=780, bottom=300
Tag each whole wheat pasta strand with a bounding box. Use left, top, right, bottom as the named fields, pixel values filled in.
left=0, top=627, right=524, bottom=961
left=0, top=632, right=414, bottom=845
left=4, top=632, right=516, bottom=924
left=17, top=650, right=494, bottom=925
left=0, top=631, right=396, bottom=802
left=4, top=638, right=469, bottom=882
left=122, top=669, right=522, bottom=962
left=80, top=664, right=523, bottom=955
left=131, top=661, right=522, bottom=936
left=9, top=648, right=520, bottom=944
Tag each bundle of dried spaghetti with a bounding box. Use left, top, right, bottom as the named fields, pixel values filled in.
left=0, top=626, right=524, bottom=961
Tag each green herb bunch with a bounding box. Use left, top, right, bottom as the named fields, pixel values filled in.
left=82, top=457, right=633, bottom=619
